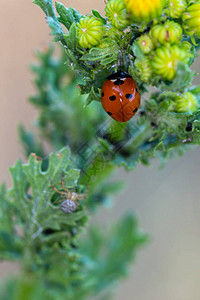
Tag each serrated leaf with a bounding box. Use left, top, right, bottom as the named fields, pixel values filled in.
left=56, top=2, right=74, bottom=30
left=80, top=214, right=147, bottom=292
left=56, top=2, right=81, bottom=30
left=64, top=23, right=78, bottom=52
left=9, top=160, right=30, bottom=218
left=47, top=16, right=66, bottom=45
left=22, top=147, right=71, bottom=206
left=63, top=168, right=80, bottom=188
left=7, top=146, right=87, bottom=243
left=33, top=0, right=66, bottom=46
left=18, top=125, right=45, bottom=159
left=0, top=185, right=14, bottom=232
left=80, top=39, right=119, bottom=65
left=33, top=0, right=55, bottom=16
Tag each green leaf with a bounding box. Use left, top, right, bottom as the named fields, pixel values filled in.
left=92, top=10, right=107, bottom=24
left=80, top=39, right=119, bottom=66
left=18, top=125, right=45, bottom=159
left=9, top=160, right=30, bottom=218
left=0, top=184, right=12, bottom=231
left=0, top=185, right=23, bottom=259
left=64, top=23, right=78, bottom=53
left=85, top=86, right=101, bottom=105
left=56, top=2, right=81, bottom=30
left=80, top=214, right=148, bottom=292
left=8, top=147, right=87, bottom=242
left=131, top=42, right=145, bottom=60
left=22, top=147, right=71, bottom=205
left=33, top=0, right=67, bottom=46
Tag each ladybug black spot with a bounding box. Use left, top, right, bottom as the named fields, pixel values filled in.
left=114, top=79, right=124, bottom=86
left=125, top=94, right=132, bottom=99
left=109, top=95, right=116, bottom=101
left=101, top=92, right=104, bottom=97
left=107, top=111, right=112, bottom=115
left=133, top=108, right=138, bottom=113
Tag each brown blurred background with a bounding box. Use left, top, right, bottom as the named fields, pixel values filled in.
left=0, top=0, right=200, bottom=299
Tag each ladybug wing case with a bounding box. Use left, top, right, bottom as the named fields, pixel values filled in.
left=101, top=76, right=140, bottom=122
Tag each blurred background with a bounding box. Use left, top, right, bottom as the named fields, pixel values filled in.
left=0, top=0, right=200, bottom=299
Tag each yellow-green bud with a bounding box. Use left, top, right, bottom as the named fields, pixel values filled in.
left=165, top=0, right=187, bottom=18
left=150, top=20, right=183, bottom=45
left=182, top=3, right=200, bottom=37
left=134, top=57, right=153, bottom=82
left=105, top=0, right=129, bottom=30
left=136, top=34, right=154, bottom=54
left=77, top=16, right=105, bottom=49
left=181, top=41, right=192, bottom=52
left=152, top=44, right=190, bottom=81
left=174, top=92, right=199, bottom=113
left=123, top=0, right=166, bottom=23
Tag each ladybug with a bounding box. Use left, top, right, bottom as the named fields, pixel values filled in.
left=101, top=71, right=141, bottom=122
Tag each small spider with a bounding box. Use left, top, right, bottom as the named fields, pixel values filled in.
left=51, top=173, right=87, bottom=214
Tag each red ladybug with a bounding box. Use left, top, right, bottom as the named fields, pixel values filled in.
left=101, top=71, right=141, bottom=122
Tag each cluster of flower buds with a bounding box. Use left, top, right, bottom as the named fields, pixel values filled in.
left=130, top=0, right=197, bottom=83
left=75, top=0, right=200, bottom=113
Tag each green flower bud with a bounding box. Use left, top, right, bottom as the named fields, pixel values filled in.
left=77, top=16, right=105, bottom=49
left=182, top=3, right=200, bottom=37
left=123, top=0, right=166, bottom=23
left=105, top=0, right=129, bottom=30
left=134, top=57, right=153, bottom=82
left=136, top=34, right=154, bottom=54
left=181, top=41, right=192, bottom=51
left=152, top=44, right=190, bottom=81
left=150, top=20, right=183, bottom=45
left=165, top=0, right=187, bottom=18
left=174, top=92, right=199, bottom=113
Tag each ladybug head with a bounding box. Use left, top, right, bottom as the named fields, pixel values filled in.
left=107, top=71, right=132, bottom=80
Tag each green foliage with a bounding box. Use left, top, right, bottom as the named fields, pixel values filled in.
left=19, top=46, right=200, bottom=199
left=1, top=46, right=148, bottom=299
left=80, top=214, right=147, bottom=293
left=33, top=0, right=200, bottom=103
left=33, top=0, right=66, bottom=45
left=1, top=0, right=200, bottom=298
left=0, top=154, right=146, bottom=298
left=80, top=38, right=119, bottom=67
left=56, top=2, right=82, bottom=30
left=0, top=147, right=86, bottom=261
